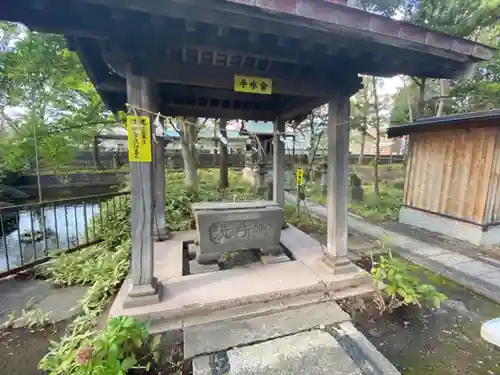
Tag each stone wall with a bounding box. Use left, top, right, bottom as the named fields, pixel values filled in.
left=26, top=151, right=403, bottom=172
left=14, top=171, right=129, bottom=188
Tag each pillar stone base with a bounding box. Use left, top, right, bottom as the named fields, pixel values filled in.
left=124, top=278, right=161, bottom=308
left=154, top=228, right=170, bottom=242
left=321, top=254, right=357, bottom=274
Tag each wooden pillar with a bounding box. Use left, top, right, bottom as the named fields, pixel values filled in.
left=325, top=95, right=351, bottom=268
left=153, top=136, right=168, bottom=240
left=273, top=118, right=285, bottom=208
left=125, top=73, right=160, bottom=307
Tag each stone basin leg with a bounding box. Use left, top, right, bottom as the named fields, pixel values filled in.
left=197, top=251, right=223, bottom=265
left=261, top=245, right=283, bottom=256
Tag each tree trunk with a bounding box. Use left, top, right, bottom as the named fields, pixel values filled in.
left=358, top=124, right=366, bottom=164
left=371, top=77, right=381, bottom=198
left=92, top=137, right=101, bottom=170
left=436, top=79, right=449, bottom=117
left=212, top=123, right=218, bottom=167
left=403, top=78, right=412, bottom=167
left=403, top=77, right=413, bottom=123
left=219, top=118, right=229, bottom=188
left=180, top=117, right=199, bottom=192
left=416, top=78, right=426, bottom=119
left=358, top=76, right=369, bottom=165
left=304, top=114, right=316, bottom=174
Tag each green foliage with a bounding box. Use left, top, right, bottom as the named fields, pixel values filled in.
left=451, top=24, right=500, bottom=112
left=371, top=247, right=447, bottom=313
left=284, top=203, right=327, bottom=234
left=41, top=316, right=161, bottom=375
left=349, top=182, right=403, bottom=222
left=389, top=0, right=500, bottom=123
left=406, top=0, right=499, bottom=38
left=357, top=0, right=404, bottom=16
left=0, top=27, right=112, bottom=174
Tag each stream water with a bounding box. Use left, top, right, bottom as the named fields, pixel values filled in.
left=0, top=203, right=99, bottom=272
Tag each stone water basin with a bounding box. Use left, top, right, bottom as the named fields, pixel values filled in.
left=191, top=201, right=284, bottom=264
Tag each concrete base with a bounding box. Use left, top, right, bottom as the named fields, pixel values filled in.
left=109, top=225, right=373, bottom=333
left=123, top=278, right=161, bottom=308
left=399, top=206, right=500, bottom=246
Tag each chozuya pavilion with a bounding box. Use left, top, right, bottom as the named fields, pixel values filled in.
left=2, top=0, right=494, bottom=330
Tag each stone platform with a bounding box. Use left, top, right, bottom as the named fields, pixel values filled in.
left=109, top=225, right=373, bottom=332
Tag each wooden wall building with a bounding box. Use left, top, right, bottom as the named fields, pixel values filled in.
left=387, top=109, right=500, bottom=246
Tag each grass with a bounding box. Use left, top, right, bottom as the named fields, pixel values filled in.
left=348, top=183, right=403, bottom=221
left=305, top=181, right=403, bottom=222
left=304, top=163, right=404, bottom=222
left=284, top=203, right=326, bottom=234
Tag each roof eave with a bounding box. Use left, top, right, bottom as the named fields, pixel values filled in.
left=387, top=109, right=500, bottom=138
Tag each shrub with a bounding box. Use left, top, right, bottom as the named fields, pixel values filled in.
left=370, top=246, right=447, bottom=313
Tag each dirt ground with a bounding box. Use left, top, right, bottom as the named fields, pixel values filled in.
left=0, top=321, right=69, bottom=375
left=342, top=294, right=500, bottom=375
left=309, top=230, right=500, bottom=375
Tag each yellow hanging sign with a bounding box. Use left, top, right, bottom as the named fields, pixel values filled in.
left=127, top=116, right=152, bottom=162
left=296, top=168, right=304, bottom=186
left=234, top=75, right=272, bottom=95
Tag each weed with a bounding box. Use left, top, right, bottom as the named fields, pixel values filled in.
left=370, top=243, right=447, bottom=313
left=19, top=307, right=53, bottom=330
left=0, top=311, right=17, bottom=330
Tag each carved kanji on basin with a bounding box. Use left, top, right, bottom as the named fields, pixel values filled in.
left=191, top=201, right=284, bottom=264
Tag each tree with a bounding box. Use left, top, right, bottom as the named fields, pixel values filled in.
left=177, top=117, right=200, bottom=192
left=294, top=105, right=328, bottom=176
left=350, top=76, right=374, bottom=164
left=0, top=28, right=111, bottom=174
left=450, top=24, right=500, bottom=112
left=396, top=0, right=500, bottom=120
left=371, top=76, right=381, bottom=197
left=218, top=118, right=229, bottom=189
left=391, top=23, right=500, bottom=122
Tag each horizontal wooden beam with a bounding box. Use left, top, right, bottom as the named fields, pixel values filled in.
left=160, top=104, right=276, bottom=121
left=97, top=79, right=286, bottom=104
left=102, top=52, right=340, bottom=97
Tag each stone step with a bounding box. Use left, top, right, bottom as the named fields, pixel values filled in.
left=192, top=324, right=401, bottom=375
left=184, top=299, right=351, bottom=359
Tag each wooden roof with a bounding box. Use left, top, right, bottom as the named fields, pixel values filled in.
left=387, top=109, right=500, bottom=138
left=1, top=0, right=495, bottom=121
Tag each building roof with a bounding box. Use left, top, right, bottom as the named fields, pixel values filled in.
left=164, top=128, right=246, bottom=140
left=2, top=0, right=495, bottom=122
left=387, top=109, right=500, bottom=138
left=242, top=121, right=275, bottom=135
